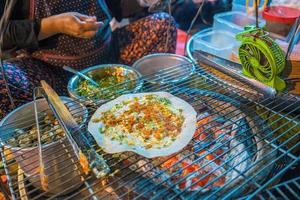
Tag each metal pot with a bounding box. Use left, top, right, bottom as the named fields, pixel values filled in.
left=68, top=64, right=143, bottom=104
left=0, top=97, right=88, bottom=195
left=132, top=53, right=195, bottom=84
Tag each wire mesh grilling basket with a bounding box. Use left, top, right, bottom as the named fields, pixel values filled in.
left=0, top=62, right=299, bottom=200
left=259, top=176, right=300, bottom=199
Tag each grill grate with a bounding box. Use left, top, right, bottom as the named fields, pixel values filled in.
left=258, top=177, right=300, bottom=200
left=0, top=63, right=299, bottom=199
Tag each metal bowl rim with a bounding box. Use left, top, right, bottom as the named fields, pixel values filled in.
left=186, top=28, right=213, bottom=62
left=0, top=96, right=89, bottom=150
left=132, top=53, right=196, bottom=84
left=67, top=64, right=144, bottom=103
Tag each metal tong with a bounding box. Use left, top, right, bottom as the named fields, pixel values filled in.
left=192, top=49, right=277, bottom=98
left=35, top=81, right=110, bottom=185
left=285, top=16, right=300, bottom=61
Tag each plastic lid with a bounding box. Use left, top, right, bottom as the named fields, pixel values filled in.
left=263, top=6, right=300, bottom=24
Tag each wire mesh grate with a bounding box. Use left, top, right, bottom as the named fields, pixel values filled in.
left=0, top=63, right=299, bottom=200
left=258, top=176, right=300, bottom=200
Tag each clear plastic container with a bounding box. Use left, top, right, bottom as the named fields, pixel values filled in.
left=232, top=0, right=250, bottom=12
left=230, top=45, right=240, bottom=63
left=232, top=0, right=266, bottom=14
left=233, top=0, right=258, bottom=7
left=232, top=0, right=264, bottom=12
left=213, top=11, right=265, bottom=34
left=232, top=4, right=265, bottom=19
left=232, top=3, right=247, bottom=12
left=193, top=29, right=239, bottom=60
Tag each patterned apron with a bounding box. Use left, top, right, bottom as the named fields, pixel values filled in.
left=29, top=0, right=114, bottom=69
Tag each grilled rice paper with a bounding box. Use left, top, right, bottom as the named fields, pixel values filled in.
left=88, top=92, right=197, bottom=158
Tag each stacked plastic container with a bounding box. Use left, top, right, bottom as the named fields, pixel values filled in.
left=192, top=0, right=266, bottom=61
left=232, top=0, right=264, bottom=13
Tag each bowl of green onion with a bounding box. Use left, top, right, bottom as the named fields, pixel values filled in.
left=68, top=64, right=143, bottom=104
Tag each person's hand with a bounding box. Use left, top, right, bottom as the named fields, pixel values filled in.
left=54, top=12, right=103, bottom=38
left=39, top=12, right=103, bottom=40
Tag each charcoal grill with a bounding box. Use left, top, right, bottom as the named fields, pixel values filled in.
left=0, top=62, right=299, bottom=200
left=259, top=176, right=300, bottom=199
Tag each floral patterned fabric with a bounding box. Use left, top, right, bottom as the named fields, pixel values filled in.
left=116, top=12, right=177, bottom=64
left=0, top=12, right=177, bottom=119
left=30, top=0, right=112, bottom=69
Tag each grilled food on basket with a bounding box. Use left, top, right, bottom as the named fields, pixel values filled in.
left=6, top=113, right=82, bottom=148
left=88, top=92, right=197, bottom=158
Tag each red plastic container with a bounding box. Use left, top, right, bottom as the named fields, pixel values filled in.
left=263, top=6, right=300, bottom=36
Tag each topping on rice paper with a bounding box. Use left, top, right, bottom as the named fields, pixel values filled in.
left=88, top=92, right=197, bottom=158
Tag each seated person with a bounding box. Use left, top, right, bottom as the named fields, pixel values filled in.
left=0, top=0, right=177, bottom=119
left=171, top=0, right=232, bottom=31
